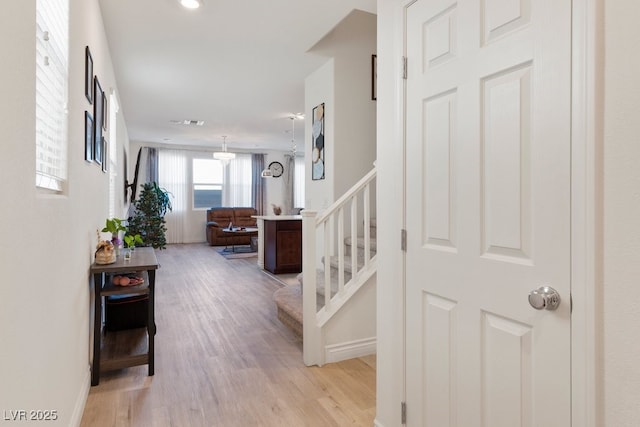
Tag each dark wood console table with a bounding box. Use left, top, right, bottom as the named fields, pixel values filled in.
left=89, top=247, right=159, bottom=386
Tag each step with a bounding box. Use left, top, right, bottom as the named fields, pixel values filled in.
left=298, top=268, right=348, bottom=298
left=344, top=236, right=377, bottom=253
left=273, top=277, right=328, bottom=338
left=326, top=253, right=372, bottom=275
left=273, top=285, right=303, bottom=338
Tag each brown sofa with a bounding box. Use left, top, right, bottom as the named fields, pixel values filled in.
left=206, top=207, right=258, bottom=246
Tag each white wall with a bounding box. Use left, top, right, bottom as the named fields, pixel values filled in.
left=264, top=151, right=289, bottom=215
left=375, top=1, right=405, bottom=426
left=323, top=276, right=377, bottom=361
left=329, top=11, right=378, bottom=198
left=305, top=10, right=377, bottom=212
left=129, top=141, right=287, bottom=243
left=603, top=0, right=640, bottom=424
left=305, top=59, right=335, bottom=211
left=0, top=0, right=128, bottom=425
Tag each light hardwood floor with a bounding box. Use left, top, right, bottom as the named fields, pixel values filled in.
left=81, top=243, right=376, bottom=427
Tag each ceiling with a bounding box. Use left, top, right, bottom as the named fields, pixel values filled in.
left=98, top=0, right=377, bottom=154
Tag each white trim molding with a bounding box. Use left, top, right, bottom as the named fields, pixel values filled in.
left=70, top=367, right=91, bottom=427
left=570, top=0, right=602, bottom=425
left=324, top=337, right=377, bottom=364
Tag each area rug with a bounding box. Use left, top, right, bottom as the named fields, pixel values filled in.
left=216, top=246, right=257, bottom=259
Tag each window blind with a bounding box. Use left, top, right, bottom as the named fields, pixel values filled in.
left=35, top=0, right=69, bottom=191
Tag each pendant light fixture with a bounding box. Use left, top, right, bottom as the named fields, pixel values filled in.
left=290, top=112, right=304, bottom=156
left=262, top=113, right=304, bottom=178
left=213, top=135, right=235, bottom=164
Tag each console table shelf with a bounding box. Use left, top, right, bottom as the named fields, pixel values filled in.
left=101, top=275, right=149, bottom=297
left=89, top=247, right=159, bottom=386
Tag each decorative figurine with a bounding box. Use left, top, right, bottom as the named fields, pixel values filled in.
left=95, top=230, right=116, bottom=264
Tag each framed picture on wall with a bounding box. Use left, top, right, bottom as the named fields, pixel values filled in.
left=372, top=54, right=377, bottom=101
left=102, top=90, right=108, bottom=131
left=93, top=76, right=103, bottom=166
left=312, top=103, right=325, bottom=180
left=85, top=46, right=93, bottom=104
left=85, top=111, right=93, bottom=162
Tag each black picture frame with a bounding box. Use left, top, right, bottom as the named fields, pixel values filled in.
left=123, top=149, right=129, bottom=200
left=102, top=90, right=108, bottom=131
left=85, top=111, right=93, bottom=162
left=85, top=46, right=93, bottom=104
left=372, top=54, right=377, bottom=101
left=93, top=76, right=103, bottom=166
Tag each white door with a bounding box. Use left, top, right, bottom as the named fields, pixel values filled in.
left=405, top=0, right=572, bottom=426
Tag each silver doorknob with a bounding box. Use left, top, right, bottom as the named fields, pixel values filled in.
left=528, top=286, right=561, bottom=311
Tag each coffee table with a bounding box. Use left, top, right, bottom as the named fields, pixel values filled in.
left=222, top=227, right=259, bottom=252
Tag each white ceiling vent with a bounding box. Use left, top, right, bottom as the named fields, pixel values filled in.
left=170, top=119, right=204, bottom=126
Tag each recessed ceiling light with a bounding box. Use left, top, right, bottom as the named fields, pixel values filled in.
left=180, top=0, right=201, bottom=9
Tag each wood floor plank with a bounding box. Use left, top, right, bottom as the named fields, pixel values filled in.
left=81, top=243, right=376, bottom=426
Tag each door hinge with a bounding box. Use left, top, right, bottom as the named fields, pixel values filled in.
left=402, top=56, right=408, bottom=80
left=401, top=229, right=407, bottom=252
left=401, top=401, right=407, bottom=424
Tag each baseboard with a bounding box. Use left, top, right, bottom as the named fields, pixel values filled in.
left=69, top=366, right=91, bottom=427
left=324, top=337, right=376, bottom=364
left=373, top=419, right=386, bottom=427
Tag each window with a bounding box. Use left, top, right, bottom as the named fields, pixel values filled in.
left=193, top=158, right=223, bottom=209
left=294, top=155, right=305, bottom=208
left=108, top=92, right=119, bottom=218
left=35, top=0, right=69, bottom=191
left=192, top=155, right=252, bottom=209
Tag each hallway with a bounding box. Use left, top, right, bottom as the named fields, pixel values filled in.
left=81, top=243, right=375, bottom=426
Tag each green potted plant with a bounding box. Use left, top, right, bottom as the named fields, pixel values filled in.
left=102, top=218, right=127, bottom=252
left=127, top=182, right=173, bottom=249
left=123, top=233, right=143, bottom=260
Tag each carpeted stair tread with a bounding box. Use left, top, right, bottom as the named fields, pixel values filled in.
left=327, top=253, right=371, bottom=274
left=344, top=236, right=377, bottom=252
left=297, top=268, right=348, bottom=297
left=273, top=286, right=302, bottom=337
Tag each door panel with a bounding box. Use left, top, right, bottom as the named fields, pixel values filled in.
left=481, top=63, right=532, bottom=262
left=405, top=0, right=572, bottom=425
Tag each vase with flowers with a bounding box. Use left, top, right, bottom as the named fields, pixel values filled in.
left=102, top=218, right=127, bottom=255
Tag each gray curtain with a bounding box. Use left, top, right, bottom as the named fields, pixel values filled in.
left=282, top=154, right=295, bottom=215
left=146, top=147, right=158, bottom=183
left=252, top=153, right=266, bottom=215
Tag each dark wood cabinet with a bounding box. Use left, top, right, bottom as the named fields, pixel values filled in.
left=264, top=219, right=302, bottom=274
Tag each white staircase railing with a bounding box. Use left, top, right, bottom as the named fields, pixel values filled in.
left=302, top=166, right=377, bottom=366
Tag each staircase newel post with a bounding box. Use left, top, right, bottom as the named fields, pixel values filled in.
left=302, top=209, right=322, bottom=366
